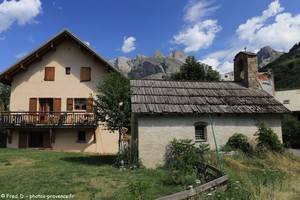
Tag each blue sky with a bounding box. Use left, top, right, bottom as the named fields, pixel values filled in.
left=0, top=0, right=300, bottom=73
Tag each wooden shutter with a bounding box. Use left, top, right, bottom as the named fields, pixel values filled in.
left=86, top=98, right=93, bottom=113
left=53, top=98, right=61, bottom=116
left=44, top=67, right=55, bottom=81
left=80, top=67, right=91, bottom=82
left=29, top=98, right=37, bottom=112
left=67, top=98, right=73, bottom=111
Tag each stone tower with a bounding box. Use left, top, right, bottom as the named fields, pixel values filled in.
left=234, top=51, right=260, bottom=89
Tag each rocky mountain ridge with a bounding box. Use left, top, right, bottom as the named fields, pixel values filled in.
left=257, top=46, right=284, bottom=68
left=110, top=50, right=188, bottom=79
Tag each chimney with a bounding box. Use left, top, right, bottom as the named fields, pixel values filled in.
left=234, top=51, right=260, bottom=89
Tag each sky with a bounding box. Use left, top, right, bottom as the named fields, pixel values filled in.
left=0, top=0, right=300, bottom=73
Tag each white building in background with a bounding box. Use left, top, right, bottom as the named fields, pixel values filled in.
left=275, top=89, right=300, bottom=120
left=220, top=72, right=234, bottom=81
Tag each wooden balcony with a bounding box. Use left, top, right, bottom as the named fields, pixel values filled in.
left=0, top=112, right=97, bottom=128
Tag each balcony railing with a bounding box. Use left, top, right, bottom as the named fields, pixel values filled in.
left=0, top=112, right=97, bottom=128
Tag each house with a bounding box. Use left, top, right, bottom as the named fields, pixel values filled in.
left=131, top=52, right=289, bottom=168
left=275, top=89, right=300, bottom=121
left=0, top=30, right=119, bottom=154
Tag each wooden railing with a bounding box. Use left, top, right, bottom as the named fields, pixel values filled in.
left=0, top=112, right=97, bottom=128
left=156, top=162, right=228, bottom=200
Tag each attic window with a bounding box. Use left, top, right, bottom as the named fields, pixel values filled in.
left=283, top=100, right=290, bottom=104
left=80, top=67, right=91, bottom=82
left=65, top=67, right=71, bottom=75
left=44, top=67, right=55, bottom=81
left=194, top=122, right=207, bottom=141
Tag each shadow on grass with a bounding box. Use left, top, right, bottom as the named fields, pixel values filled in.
left=61, top=155, right=116, bottom=166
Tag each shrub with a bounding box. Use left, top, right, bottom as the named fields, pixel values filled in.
left=255, top=123, right=283, bottom=152
left=225, top=133, right=252, bottom=154
left=164, top=139, right=209, bottom=185
left=282, top=114, right=300, bottom=148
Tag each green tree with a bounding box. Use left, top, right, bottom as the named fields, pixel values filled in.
left=171, top=56, right=220, bottom=81
left=94, top=72, right=131, bottom=150
left=0, top=83, right=10, bottom=111
left=0, top=83, right=9, bottom=147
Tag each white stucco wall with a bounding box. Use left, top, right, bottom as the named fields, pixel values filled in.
left=6, top=39, right=119, bottom=154
left=275, top=89, right=300, bottom=112
left=6, top=125, right=119, bottom=154
left=9, top=39, right=108, bottom=111
left=137, top=114, right=282, bottom=168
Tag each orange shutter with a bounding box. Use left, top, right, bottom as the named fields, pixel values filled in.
left=67, top=98, right=73, bottom=111
left=80, top=67, right=91, bottom=82
left=29, top=98, right=37, bottom=112
left=86, top=98, right=93, bottom=113
left=53, top=98, right=61, bottom=116
left=44, top=67, right=55, bottom=81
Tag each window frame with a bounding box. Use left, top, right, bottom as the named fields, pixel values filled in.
left=194, top=122, right=207, bottom=142
left=74, top=98, right=87, bottom=111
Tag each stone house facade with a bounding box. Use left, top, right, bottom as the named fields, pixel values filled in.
left=131, top=52, right=289, bottom=168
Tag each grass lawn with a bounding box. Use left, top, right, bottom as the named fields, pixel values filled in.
left=0, top=148, right=181, bottom=200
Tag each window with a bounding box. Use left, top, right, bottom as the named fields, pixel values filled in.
left=80, top=67, right=91, bottom=82
left=44, top=67, right=55, bottom=81
left=77, top=131, right=86, bottom=142
left=74, top=98, right=87, bottom=110
left=194, top=122, right=207, bottom=141
left=283, top=100, right=290, bottom=104
left=65, top=67, right=71, bottom=75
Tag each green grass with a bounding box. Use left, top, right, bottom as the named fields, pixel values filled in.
left=201, top=151, right=300, bottom=200
left=0, top=148, right=182, bottom=200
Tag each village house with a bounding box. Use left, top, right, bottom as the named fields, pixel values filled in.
left=131, top=52, right=289, bottom=168
left=0, top=30, right=119, bottom=154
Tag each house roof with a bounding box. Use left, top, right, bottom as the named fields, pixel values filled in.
left=130, top=79, right=290, bottom=114
left=0, top=29, right=119, bottom=85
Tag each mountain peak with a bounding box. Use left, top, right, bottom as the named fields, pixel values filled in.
left=257, top=46, right=283, bottom=68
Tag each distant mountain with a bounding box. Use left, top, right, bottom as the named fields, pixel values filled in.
left=262, top=43, right=300, bottom=90
left=257, top=46, right=284, bottom=68
left=111, top=50, right=188, bottom=79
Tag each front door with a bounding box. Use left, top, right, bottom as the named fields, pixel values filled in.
left=29, top=132, right=43, bottom=148
left=18, top=132, right=28, bottom=148
left=28, top=132, right=51, bottom=148
left=39, top=98, right=53, bottom=123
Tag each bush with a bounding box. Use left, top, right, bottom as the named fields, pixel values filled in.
left=255, top=123, right=283, bottom=152
left=282, top=114, right=300, bottom=148
left=164, top=139, right=209, bottom=185
left=225, top=133, right=252, bottom=154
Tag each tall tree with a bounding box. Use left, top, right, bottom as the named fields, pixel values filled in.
left=171, top=56, right=220, bottom=81
left=0, top=83, right=10, bottom=111
left=0, top=83, right=9, bottom=147
left=94, top=72, right=131, bottom=150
